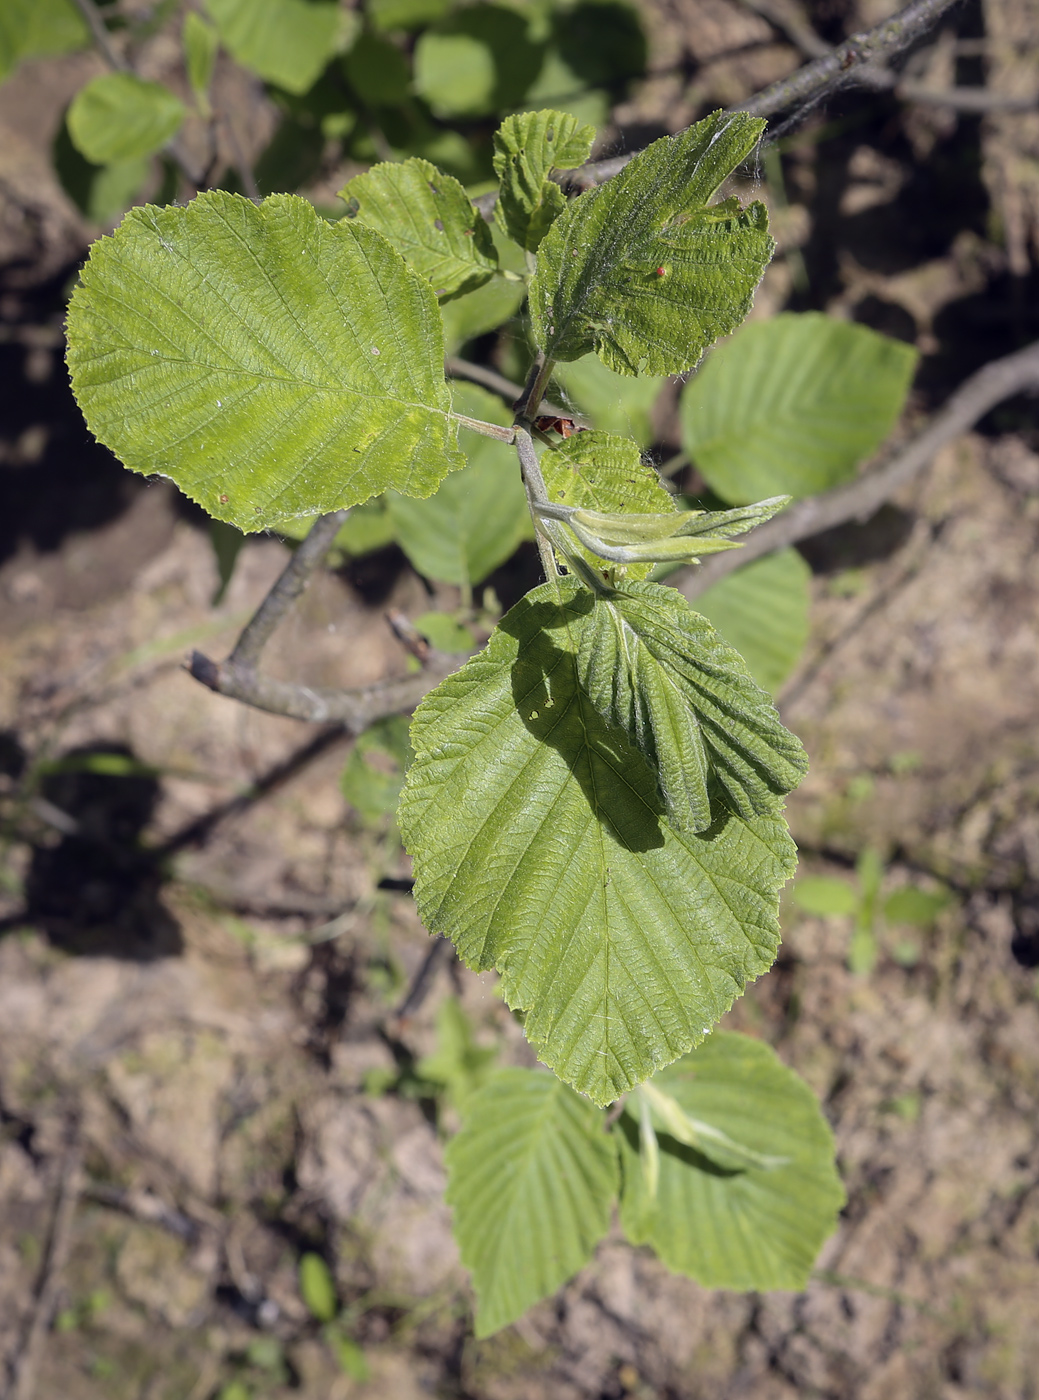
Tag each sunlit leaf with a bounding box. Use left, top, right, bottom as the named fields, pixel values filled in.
left=617, top=1032, right=844, bottom=1289
left=399, top=577, right=798, bottom=1105
left=66, top=192, right=464, bottom=532
left=67, top=75, right=185, bottom=165
left=493, top=109, right=595, bottom=252
left=184, top=12, right=219, bottom=103
left=339, top=158, right=498, bottom=298
left=680, top=313, right=918, bottom=502
left=792, top=875, right=858, bottom=917
left=298, top=1252, right=337, bottom=1322
left=413, top=5, right=542, bottom=118
left=529, top=111, right=773, bottom=375
left=445, top=1068, right=618, bottom=1335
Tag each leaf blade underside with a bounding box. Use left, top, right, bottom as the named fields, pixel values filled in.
left=446, top=1068, right=617, bottom=1336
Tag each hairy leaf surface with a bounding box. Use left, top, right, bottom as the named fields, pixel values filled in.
left=540, top=431, right=675, bottom=582
left=446, top=1068, right=618, bottom=1336
left=399, top=577, right=797, bottom=1104
left=67, top=75, right=186, bottom=165
left=66, top=192, right=463, bottom=531
left=680, top=312, right=918, bottom=501
left=338, top=158, right=497, bottom=298
left=617, top=1032, right=844, bottom=1288
left=689, top=547, right=811, bottom=693
left=529, top=111, right=774, bottom=375
left=493, top=109, right=596, bottom=252
left=204, top=0, right=353, bottom=94
left=572, top=581, right=807, bottom=833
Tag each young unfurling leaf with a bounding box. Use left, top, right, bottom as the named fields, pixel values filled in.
left=493, top=108, right=596, bottom=252
left=529, top=110, right=774, bottom=375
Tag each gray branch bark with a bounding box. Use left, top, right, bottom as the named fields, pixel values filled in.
left=679, top=338, right=1039, bottom=601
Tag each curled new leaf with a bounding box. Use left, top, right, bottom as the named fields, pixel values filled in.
left=493, top=109, right=596, bottom=252
left=529, top=110, right=774, bottom=375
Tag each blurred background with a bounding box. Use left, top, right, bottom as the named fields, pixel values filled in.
left=1, top=0, right=1038, bottom=1396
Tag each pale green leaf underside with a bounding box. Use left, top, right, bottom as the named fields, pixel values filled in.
left=617, top=1031, right=844, bottom=1289
left=387, top=382, right=530, bottom=586
left=0, top=0, right=88, bottom=82
left=573, top=581, right=808, bottom=834
left=66, top=192, right=463, bottom=532
left=680, top=312, right=919, bottom=502
left=691, top=546, right=811, bottom=693
left=529, top=110, right=774, bottom=375
left=445, top=1068, right=617, bottom=1336
left=339, top=158, right=498, bottom=298
left=493, top=109, right=596, bottom=252
left=204, top=0, right=349, bottom=95
left=541, top=430, right=675, bottom=582
left=67, top=74, right=186, bottom=165
left=398, top=577, right=797, bottom=1105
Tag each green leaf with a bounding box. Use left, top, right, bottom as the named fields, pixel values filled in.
left=416, top=997, right=498, bottom=1110
left=793, top=875, right=858, bottom=917
left=277, top=498, right=398, bottom=557
left=338, top=158, right=498, bottom=299
left=369, top=0, right=453, bottom=30
left=54, top=121, right=151, bottom=224
left=398, top=576, right=798, bottom=1104
left=342, top=29, right=411, bottom=107
left=340, top=714, right=413, bottom=823
left=204, top=0, right=351, bottom=95
left=617, top=1032, right=844, bottom=1289
left=568, top=581, right=808, bottom=835
left=413, top=6, right=543, bottom=118
left=326, top=1328, right=368, bottom=1380
left=445, top=1068, right=618, bottom=1336
left=184, top=12, right=219, bottom=103
left=440, top=275, right=528, bottom=354
left=413, top=611, right=476, bottom=652
left=298, top=1252, right=337, bottom=1322
left=541, top=430, right=675, bottom=583
left=883, top=885, right=950, bottom=928
left=551, top=354, right=664, bottom=447
left=680, top=313, right=919, bottom=503
left=529, top=111, right=773, bottom=375
left=386, top=383, right=529, bottom=586
left=67, top=75, right=186, bottom=165
left=0, top=0, right=88, bottom=82
left=493, top=109, right=596, bottom=252
left=690, top=547, right=811, bottom=693
left=66, top=192, right=464, bottom=532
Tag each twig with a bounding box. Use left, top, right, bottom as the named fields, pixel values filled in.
left=892, top=81, right=1039, bottom=112
left=229, top=511, right=347, bottom=669
left=739, top=0, right=831, bottom=60
left=679, top=338, right=1039, bottom=601
left=69, top=0, right=129, bottom=72
left=574, top=0, right=963, bottom=188
left=731, top=0, right=963, bottom=118
left=393, top=935, right=450, bottom=1023
left=445, top=356, right=569, bottom=419
left=3, top=1124, right=83, bottom=1400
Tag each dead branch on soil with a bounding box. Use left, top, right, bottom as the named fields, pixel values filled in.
left=187, top=510, right=461, bottom=727
left=679, top=338, right=1039, bottom=601
left=2, top=1122, right=83, bottom=1400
